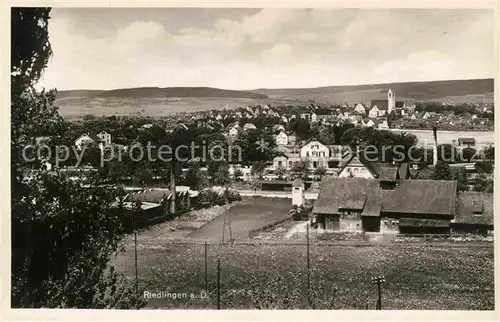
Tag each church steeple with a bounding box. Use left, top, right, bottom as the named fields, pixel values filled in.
left=388, top=89, right=395, bottom=114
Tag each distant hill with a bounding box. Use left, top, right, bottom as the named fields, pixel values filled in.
left=56, top=87, right=268, bottom=100
left=54, top=79, right=493, bottom=118
left=251, top=78, right=494, bottom=104
left=55, top=89, right=105, bottom=100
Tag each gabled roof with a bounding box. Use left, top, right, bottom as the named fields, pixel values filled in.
left=380, top=180, right=457, bottom=216
left=313, top=178, right=458, bottom=217
left=313, top=178, right=380, bottom=215
left=75, top=133, right=101, bottom=142
left=454, top=192, right=493, bottom=225
left=292, top=178, right=304, bottom=187
left=338, top=152, right=394, bottom=178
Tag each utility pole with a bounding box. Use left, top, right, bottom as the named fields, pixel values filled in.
left=307, top=223, right=311, bottom=307
left=371, top=275, right=386, bottom=310
left=204, top=241, right=208, bottom=293
left=133, top=211, right=138, bottom=295
left=170, top=160, right=176, bottom=214
left=217, top=256, right=221, bottom=310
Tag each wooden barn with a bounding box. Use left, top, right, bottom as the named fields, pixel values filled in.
left=452, top=192, right=493, bottom=235
left=312, top=176, right=458, bottom=234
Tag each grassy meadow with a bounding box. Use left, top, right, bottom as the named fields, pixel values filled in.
left=111, top=242, right=494, bottom=310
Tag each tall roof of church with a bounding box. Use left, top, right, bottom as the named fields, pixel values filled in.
left=370, top=99, right=389, bottom=111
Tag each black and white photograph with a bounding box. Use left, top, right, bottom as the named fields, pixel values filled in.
left=9, top=4, right=496, bottom=314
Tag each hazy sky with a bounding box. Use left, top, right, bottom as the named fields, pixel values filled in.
left=39, top=8, right=494, bottom=90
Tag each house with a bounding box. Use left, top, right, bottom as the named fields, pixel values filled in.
left=74, top=134, right=99, bottom=151
left=97, top=131, right=112, bottom=146
left=377, top=119, right=389, bottom=130
left=354, top=103, right=367, bottom=115
left=281, top=115, right=289, bottom=123
left=337, top=152, right=406, bottom=179
left=273, top=152, right=301, bottom=170
left=422, top=112, right=438, bottom=120
left=300, top=139, right=330, bottom=169
left=403, top=102, right=417, bottom=114
left=312, top=178, right=457, bottom=233
left=458, top=138, right=476, bottom=147
left=215, top=114, right=223, bottom=121
left=275, top=130, right=289, bottom=146
left=243, top=123, right=257, bottom=131
left=227, top=122, right=242, bottom=137
left=368, top=103, right=386, bottom=118
left=311, top=106, right=333, bottom=123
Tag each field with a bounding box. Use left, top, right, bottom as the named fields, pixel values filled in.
left=55, top=78, right=494, bottom=118
left=111, top=241, right=494, bottom=310
left=253, top=78, right=494, bottom=104
left=54, top=97, right=305, bottom=118
left=391, top=129, right=494, bottom=147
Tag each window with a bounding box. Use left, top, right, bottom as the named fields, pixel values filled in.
left=312, top=161, right=318, bottom=168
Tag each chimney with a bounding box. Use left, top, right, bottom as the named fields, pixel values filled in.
left=432, top=125, right=438, bottom=166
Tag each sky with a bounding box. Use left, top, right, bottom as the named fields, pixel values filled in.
left=38, top=8, right=494, bottom=91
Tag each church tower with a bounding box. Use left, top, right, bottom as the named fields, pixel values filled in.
left=388, top=89, right=396, bottom=114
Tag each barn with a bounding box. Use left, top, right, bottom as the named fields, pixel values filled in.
left=451, top=192, right=493, bottom=235
left=312, top=177, right=458, bottom=234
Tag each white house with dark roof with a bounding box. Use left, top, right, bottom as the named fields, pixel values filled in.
left=275, top=130, right=289, bottom=146
left=75, top=134, right=100, bottom=151
left=354, top=103, right=367, bottom=115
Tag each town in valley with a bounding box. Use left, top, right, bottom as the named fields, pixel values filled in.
left=11, top=7, right=495, bottom=312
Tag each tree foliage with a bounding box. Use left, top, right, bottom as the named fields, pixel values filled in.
left=432, top=161, right=453, bottom=181
left=11, top=8, right=144, bottom=308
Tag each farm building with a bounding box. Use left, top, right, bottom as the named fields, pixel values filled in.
left=311, top=177, right=476, bottom=234
left=451, top=192, right=493, bottom=235
left=312, top=176, right=493, bottom=234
